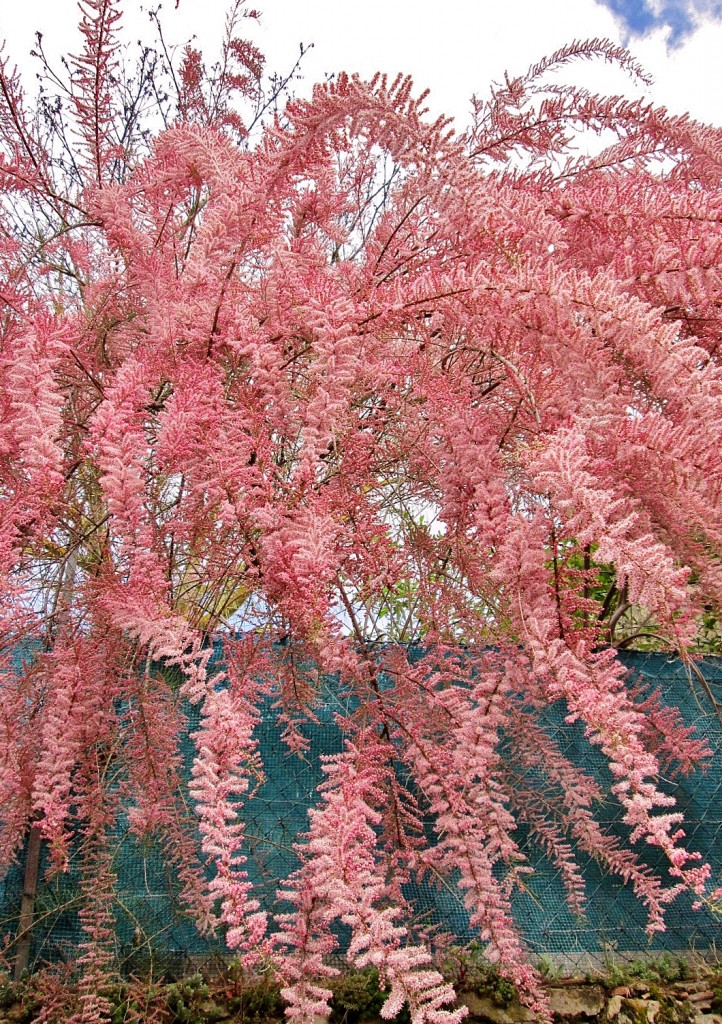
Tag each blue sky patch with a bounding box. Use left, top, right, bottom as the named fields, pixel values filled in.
left=595, top=0, right=722, bottom=45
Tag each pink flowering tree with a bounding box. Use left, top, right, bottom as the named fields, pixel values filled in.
left=1, top=2, right=722, bottom=1019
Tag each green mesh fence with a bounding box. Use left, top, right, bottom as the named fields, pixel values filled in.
left=1, top=650, right=721, bottom=974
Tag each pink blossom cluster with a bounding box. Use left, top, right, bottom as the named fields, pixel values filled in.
left=1, top=4, right=722, bottom=1017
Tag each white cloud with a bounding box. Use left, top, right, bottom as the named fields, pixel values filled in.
left=630, top=16, right=722, bottom=121
left=1, top=0, right=719, bottom=130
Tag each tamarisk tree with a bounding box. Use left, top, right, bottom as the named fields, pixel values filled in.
left=1, top=2, right=722, bottom=1019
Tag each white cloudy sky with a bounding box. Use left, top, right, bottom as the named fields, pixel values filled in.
left=1, top=0, right=721, bottom=130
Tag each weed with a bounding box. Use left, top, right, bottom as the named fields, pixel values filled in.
left=711, top=973, right=722, bottom=1015
left=329, top=968, right=389, bottom=1024
left=164, top=973, right=225, bottom=1023
left=223, top=973, right=284, bottom=1021
left=628, top=955, right=688, bottom=985
left=442, top=941, right=517, bottom=1005
left=0, top=974, right=17, bottom=1010
left=0, top=973, right=39, bottom=1022
left=536, top=955, right=563, bottom=983
left=107, top=979, right=166, bottom=1024
left=599, top=951, right=690, bottom=991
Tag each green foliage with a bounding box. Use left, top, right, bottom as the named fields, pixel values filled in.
left=0, top=965, right=415, bottom=1024
left=629, top=955, right=689, bottom=985
left=536, top=954, right=563, bottom=982
left=711, top=975, right=722, bottom=1015
left=693, top=608, right=722, bottom=655
left=442, top=941, right=517, bottom=1004
left=5, top=955, right=720, bottom=1024
left=0, top=972, right=38, bottom=1021
left=107, top=978, right=166, bottom=1024
left=1, top=957, right=720, bottom=1024
left=327, top=968, right=413, bottom=1024
left=135, top=966, right=409, bottom=1024
left=0, top=973, right=15, bottom=1010
left=601, top=954, right=689, bottom=990
left=328, top=968, right=391, bottom=1024
left=163, top=973, right=225, bottom=1023
left=221, top=970, right=284, bottom=1021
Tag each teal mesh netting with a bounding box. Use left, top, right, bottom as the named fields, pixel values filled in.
left=1, top=649, right=720, bottom=973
